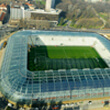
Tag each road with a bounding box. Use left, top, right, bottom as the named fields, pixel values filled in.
left=50, top=26, right=110, bottom=34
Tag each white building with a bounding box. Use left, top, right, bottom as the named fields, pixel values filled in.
left=45, top=0, right=55, bottom=11
left=10, top=6, right=24, bottom=20
left=45, top=0, right=51, bottom=11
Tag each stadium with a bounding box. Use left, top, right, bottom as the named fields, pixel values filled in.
left=0, top=30, right=110, bottom=105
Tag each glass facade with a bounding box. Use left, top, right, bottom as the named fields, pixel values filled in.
left=0, top=30, right=110, bottom=104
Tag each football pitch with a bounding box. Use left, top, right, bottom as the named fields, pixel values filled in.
left=28, top=46, right=108, bottom=71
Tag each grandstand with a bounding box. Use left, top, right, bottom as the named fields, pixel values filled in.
left=1, top=30, right=110, bottom=105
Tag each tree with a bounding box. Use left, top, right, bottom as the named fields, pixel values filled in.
left=59, top=17, right=64, bottom=25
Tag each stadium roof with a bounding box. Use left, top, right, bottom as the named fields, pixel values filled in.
left=1, top=30, right=110, bottom=104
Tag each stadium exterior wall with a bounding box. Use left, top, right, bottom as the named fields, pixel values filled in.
left=1, top=31, right=110, bottom=105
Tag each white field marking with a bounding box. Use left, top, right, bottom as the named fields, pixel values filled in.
left=96, top=58, right=99, bottom=62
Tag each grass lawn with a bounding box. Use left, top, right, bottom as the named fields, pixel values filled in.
left=99, top=12, right=108, bottom=21
left=28, top=46, right=108, bottom=71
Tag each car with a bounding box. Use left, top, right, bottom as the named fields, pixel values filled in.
left=70, top=103, right=74, bottom=107
left=52, top=105, right=59, bottom=110
left=8, top=103, right=12, bottom=107
left=65, top=103, right=69, bottom=107
left=88, top=101, right=92, bottom=105
left=61, top=104, right=65, bottom=107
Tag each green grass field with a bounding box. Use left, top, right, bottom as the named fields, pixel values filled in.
left=28, top=46, right=108, bottom=71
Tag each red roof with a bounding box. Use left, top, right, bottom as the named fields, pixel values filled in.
left=0, top=12, right=6, bottom=21
left=0, top=3, right=7, bottom=7
left=25, top=2, right=33, bottom=6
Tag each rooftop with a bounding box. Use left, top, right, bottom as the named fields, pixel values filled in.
left=26, top=8, right=62, bottom=15
left=25, top=2, right=33, bottom=6
left=0, top=3, right=7, bottom=8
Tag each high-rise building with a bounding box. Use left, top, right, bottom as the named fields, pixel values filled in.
left=45, top=0, right=51, bottom=11
left=51, top=0, right=55, bottom=8
left=45, top=0, right=55, bottom=11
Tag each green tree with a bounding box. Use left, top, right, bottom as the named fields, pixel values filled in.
left=60, top=17, right=64, bottom=25
left=71, top=18, right=77, bottom=26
